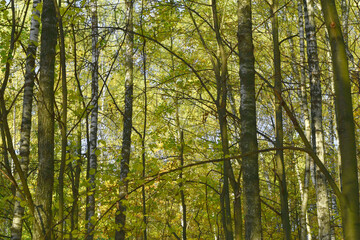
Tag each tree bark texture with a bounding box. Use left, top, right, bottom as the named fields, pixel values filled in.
left=86, top=2, right=99, bottom=239
left=33, top=0, right=57, bottom=237
left=303, top=0, right=331, bottom=239
left=238, top=0, right=262, bottom=239
left=115, top=0, right=134, bottom=238
left=11, top=0, right=40, bottom=238
left=297, top=1, right=312, bottom=239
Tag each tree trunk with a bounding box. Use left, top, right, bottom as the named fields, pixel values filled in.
left=297, top=1, right=312, bottom=239
left=115, top=0, right=134, bottom=238
left=303, top=0, right=331, bottom=239
left=174, top=49, right=187, bottom=240
left=57, top=1, right=68, bottom=237
left=187, top=1, right=238, bottom=237
left=179, top=130, right=187, bottom=240
left=270, top=1, right=292, bottom=238
left=211, top=1, right=234, bottom=239
left=228, top=86, right=243, bottom=240
left=70, top=125, right=82, bottom=240
left=320, top=1, right=360, bottom=238
left=70, top=22, right=83, bottom=240
left=11, top=0, right=40, bottom=238
left=86, top=1, right=99, bottom=239
left=33, top=0, right=57, bottom=237
left=141, top=36, right=148, bottom=240
left=238, top=0, right=262, bottom=239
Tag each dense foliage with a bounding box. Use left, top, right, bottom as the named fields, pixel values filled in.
left=0, top=0, right=359, bottom=239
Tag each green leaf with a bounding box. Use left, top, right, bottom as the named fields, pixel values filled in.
left=89, top=168, right=96, bottom=175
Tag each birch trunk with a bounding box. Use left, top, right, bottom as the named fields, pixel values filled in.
left=33, top=0, right=57, bottom=237
left=320, top=0, right=360, bottom=238
left=238, top=0, right=262, bottom=239
left=11, top=0, right=40, bottom=238
left=298, top=1, right=312, bottom=239
left=86, top=2, right=99, bottom=239
left=303, top=0, right=331, bottom=239
left=115, top=0, right=134, bottom=238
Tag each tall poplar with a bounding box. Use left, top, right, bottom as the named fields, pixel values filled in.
left=238, top=0, right=262, bottom=239
left=115, top=0, right=134, bottom=238
left=33, top=0, right=57, bottom=237
left=11, top=0, right=40, bottom=238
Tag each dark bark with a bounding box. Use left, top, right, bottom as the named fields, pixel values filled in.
left=33, top=0, right=57, bottom=237
left=238, top=0, right=262, bottom=239
left=86, top=2, right=99, bottom=239
left=70, top=23, right=83, bottom=240
left=57, top=0, right=68, bottom=238
left=115, top=0, right=134, bottom=238
left=180, top=131, right=186, bottom=240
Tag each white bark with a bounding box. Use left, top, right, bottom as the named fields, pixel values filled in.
left=11, top=1, right=41, bottom=238
left=86, top=1, right=99, bottom=239
left=303, top=0, right=331, bottom=239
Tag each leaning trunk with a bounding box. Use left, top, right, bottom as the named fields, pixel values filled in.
left=270, top=0, right=291, bottom=238
left=320, top=0, right=360, bottom=238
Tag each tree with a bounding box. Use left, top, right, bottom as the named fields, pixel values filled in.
left=33, top=0, right=57, bottom=237
left=86, top=1, right=99, bottom=238
left=57, top=0, right=68, bottom=238
left=320, top=0, right=360, bottom=238
left=115, top=0, right=134, bottom=238
left=238, top=0, right=262, bottom=239
left=11, top=0, right=40, bottom=238
left=297, top=1, right=312, bottom=238
left=270, top=0, right=291, bottom=238
left=1, top=0, right=360, bottom=239
left=303, top=0, right=331, bottom=238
